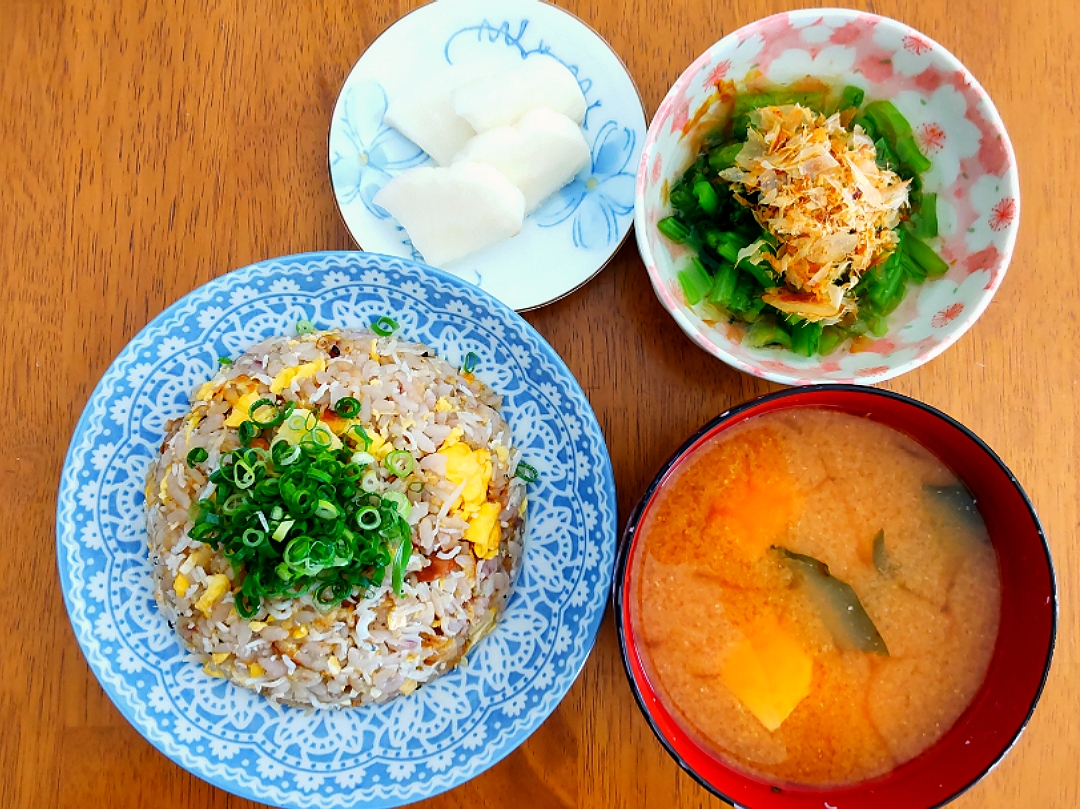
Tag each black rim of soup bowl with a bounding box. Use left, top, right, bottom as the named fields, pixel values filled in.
left=612, top=384, right=1057, bottom=809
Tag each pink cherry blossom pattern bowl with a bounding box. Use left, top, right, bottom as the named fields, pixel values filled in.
left=634, top=9, right=1019, bottom=386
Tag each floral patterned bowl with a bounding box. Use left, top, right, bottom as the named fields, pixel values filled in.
left=634, top=9, right=1019, bottom=385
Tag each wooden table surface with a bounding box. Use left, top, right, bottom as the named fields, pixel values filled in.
left=3, top=0, right=1076, bottom=806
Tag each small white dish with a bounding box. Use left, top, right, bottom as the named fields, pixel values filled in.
left=329, top=0, right=646, bottom=311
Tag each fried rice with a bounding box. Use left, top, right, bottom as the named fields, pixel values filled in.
left=144, top=329, right=526, bottom=708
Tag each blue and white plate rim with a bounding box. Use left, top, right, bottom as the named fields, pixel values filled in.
left=326, top=0, right=647, bottom=312
left=56, top=250, right=618, bottom=809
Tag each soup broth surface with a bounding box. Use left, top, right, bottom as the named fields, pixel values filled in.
left=631, top=408, right=1001, bottom=786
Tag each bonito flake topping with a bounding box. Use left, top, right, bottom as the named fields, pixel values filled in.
left=720, top=104, right=910, bottom=323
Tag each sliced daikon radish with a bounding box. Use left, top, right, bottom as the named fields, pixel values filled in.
left=373, top=163, right=526, bottom=267
left=384, top=64, right=495, bottom=166
left=452, top=109, right=590, bottom=213
left=453, top=58, right=587, bottom=132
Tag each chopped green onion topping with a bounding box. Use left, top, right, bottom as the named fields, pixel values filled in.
left=391, top=533, right=412, bottom=595
left=285, top=410, right=317, bottom=435
left=460, top=351, right=480, bottom=375
left=314, top=499, right=340, bottom=520
left=334, top=396, right=361, bottom=419
left=350, top=451, right=375, bottom=467
left=249, top=398, right=294, bottom=429
left=186, top=447, right=209, bottom=468
left=271, top=439, right=302, bottom=467
left=515, top=462, right=540, bottom=483
left=384, top=450, right=415, bottom=478
left=296, top=319, right=316, bottom=335
left=371, top=316, right=399, bottom=337
left=301, top=424, right=335, bottom=450
left=382, top=491, right=411, bottom=519
left=356, top=506, right=381, bottom=530
left=237, top=420, right=259, bottom=446
left=217, top=356, right=233, bottom=366
left=193, top=432, right=418, bottom=618
left=360, top=468, right=380, bottom=493
left=242, top=528, right=265, bottom=548
left=346, top=424, right=372, bottom=450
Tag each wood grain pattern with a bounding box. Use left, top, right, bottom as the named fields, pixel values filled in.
left=1, top=0, right=1076, bottom=806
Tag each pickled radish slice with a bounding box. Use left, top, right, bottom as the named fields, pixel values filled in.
left=373, top=163, right=525, bottom=266
left=453, top=58, right=586, bottom=133
left=384, top=64, right=493, bottom=166
left=452, top=109, right=590, bottom=213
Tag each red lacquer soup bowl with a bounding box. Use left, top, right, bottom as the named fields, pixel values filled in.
left=614, top=386, right=1056, bottom=809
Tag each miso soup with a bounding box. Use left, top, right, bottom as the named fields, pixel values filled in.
left=631, top=409, right=1001, bottom=787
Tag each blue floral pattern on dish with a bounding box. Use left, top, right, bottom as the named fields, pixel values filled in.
left=445, top=20, right=638, bottom=250
left=443, top=20, right=602, bottom=128
left=534, top=120, right=636, bottom=249
left=330, top=81, right=431, bottom=218
left=57, top=253, right=617, bottom=809
left=331, top=16, right=637, bottom=253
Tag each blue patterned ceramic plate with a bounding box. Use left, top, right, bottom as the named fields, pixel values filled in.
left=57, top=252, right=617, bottom=808
left=328, top=0, right=646, bottom=311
